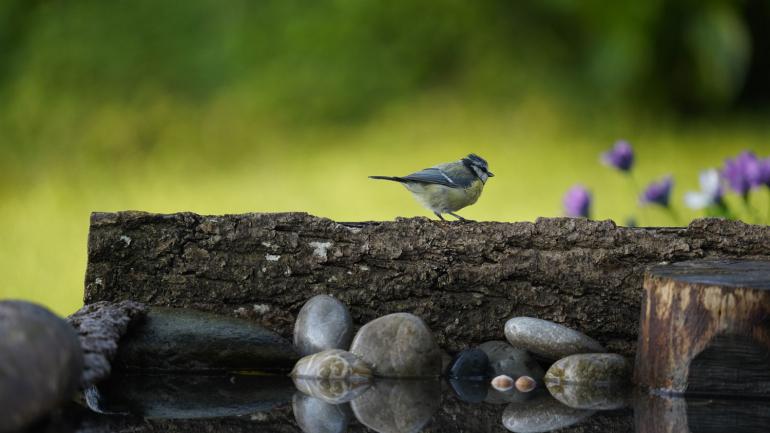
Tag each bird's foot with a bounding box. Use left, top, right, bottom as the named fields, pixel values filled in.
left=448, top=212, right=475, bottom=223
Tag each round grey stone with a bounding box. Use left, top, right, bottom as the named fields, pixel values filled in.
left=292, top=392, right=350, bottom=433
left=351, top=379, right=440, bottom=433
left=294, top=295, right=353, bottom=356
left=350, top=313, right=441, bottom=378
left=504, top=317, right=605, bottom=361
left=546, top=382, right=629, bottom=410
left=0, top=301, right=84, bottom=432
left=478, top=341, right=544, bottom=380
left=545, top=353, right=630, bottom=386
left=502, top=395, right=595, bottom=433
left=291, top=349, right=372, bottom=380
left=293, top=377, right=371, bottom=404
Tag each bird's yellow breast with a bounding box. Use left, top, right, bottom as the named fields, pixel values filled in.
left=406, top=179, right=484, bottom=213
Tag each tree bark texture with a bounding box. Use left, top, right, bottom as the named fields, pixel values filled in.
left=84, top=212, right=770, bottom=356
left=634, top=259, right=770, bottom=395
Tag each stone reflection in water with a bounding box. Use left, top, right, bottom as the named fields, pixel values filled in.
left=351, top=379, right=441, bottom=433
left=293, top=377, right=371, bottom=404
left=546, top=382, right=629, bottom=410
left=502, top=394, right=595, bottom=433
left=448, top=378, right=488, bottom=403
left=485, top=384, right=534, bottom=405
left=85, top=373, right=294, bottom=419
left=293, top=392, right=351, bottom=433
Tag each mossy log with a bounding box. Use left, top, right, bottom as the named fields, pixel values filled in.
left=84, top=212, right=770, bottom=355
left=634, top=259, right=770, bottom=396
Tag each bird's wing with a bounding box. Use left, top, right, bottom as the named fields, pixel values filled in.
left=401, top=167, right=466, bottom=188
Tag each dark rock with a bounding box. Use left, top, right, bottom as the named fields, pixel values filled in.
left=115, top=307, right=298, bottom=373
left=294, top=295, right=353, bottom=357
left=0, top=301, right=83, bottom=433
left=505, top=317, right=605, bottom=361
left=448, top=348, right=491, bottom=379
left=292, top=393, right=350, bottom=433
left=350, top=313, right=441, bottom=378
left=85, top=373, right=294, bottom=419
left=66, top=300, right=146, bottom=388
left=478, top=341, right=544, bottom=381
left=351, top=379, right=441, bottom=433
left=448, top=379, right=488, bottom=403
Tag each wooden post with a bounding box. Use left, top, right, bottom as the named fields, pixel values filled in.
left=634, top=259, right=770, bottom=396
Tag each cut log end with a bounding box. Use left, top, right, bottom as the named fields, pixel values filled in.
left=634, top=259, right=770, bottom=397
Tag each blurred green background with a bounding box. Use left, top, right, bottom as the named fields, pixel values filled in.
left=1, top=0, right=769, bottom=315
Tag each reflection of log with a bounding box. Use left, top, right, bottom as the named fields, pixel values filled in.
left=634, top=260, right=770, bottom=396
left=634, top=393, right=770, bottom=433
left=85, top=212, right=770, bottom=355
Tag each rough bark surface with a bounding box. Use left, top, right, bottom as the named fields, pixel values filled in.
left=66, top=300, right=147, bottom=388
left=84, top=212, right=770, bottom=355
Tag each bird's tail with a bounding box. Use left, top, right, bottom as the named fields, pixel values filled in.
left=368, top=175, right=407, bottom=183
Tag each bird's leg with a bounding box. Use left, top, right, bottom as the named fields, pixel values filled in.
left=449, top=212, right=475, bottom=223
left=434, top=212, right=446, bottom=221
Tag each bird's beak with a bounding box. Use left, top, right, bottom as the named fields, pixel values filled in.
left=487, top=171, right=494, bottom=177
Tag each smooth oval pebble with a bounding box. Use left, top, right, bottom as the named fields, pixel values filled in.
left=293, top=378, right=371, bottom=404
left=292, top=392, right=350, bottom=433
left=516, top=376, right=536, bottom=393
left=545, top=353, right=630, bottom=385
left=448, top=379, right=488, bottom=403
left=478, top=341, right=544, bottom=381
left=0, top=301, right=83, bottom=432
left=291, top=349, right=372, bottom=380
left=351, top=379, right=440, bottom=433
left=294, top=295, right=353, bottom=356
left=492, top=375, right=514, bottom=391
left=504, top=317, right=605, bottom=361
left=546, top=382, right=629, bottom=410
left=502, top=395, right=595, bottom=433
left=350, top=313, right=441, bottom=378
left=448, top=348, right=491, bottom=379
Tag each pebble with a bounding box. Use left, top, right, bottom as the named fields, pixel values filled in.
left=478, top=341, right=544, bottom=380
left=546, top=382, right=629, bottom=410
left=292, top=393, right=350, bottom=433
left=0, top=301, right=83, bottom=432
left=544, top=353, right=630, bottom=386
left=351, top=379, right=441, bottom=433
left=448, top=348, right=492, bottom=379
left=350, top=313, right=441, bottom=377
left=448, top=379, right=488, bottom=403
left=504, top=317, right=605, bottom=361
left=291, top=349, right=372, bottom=380
left=492, top=375, right=515, bottom=391
left=502, top=395, right=595, bottom=433
left=294, top=295, right=354, bottom=356
left=515, top=376, right=537, bottom=393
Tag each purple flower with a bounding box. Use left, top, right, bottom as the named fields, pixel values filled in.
left=759, top=158, right=770, bottom=187
left=722, top=151, right=761, bottom=196
left=563, top=184, right=591, bottom=218
left=641, top=175, right=673, bottom=207
left=601, top=140, right=634, bottom=172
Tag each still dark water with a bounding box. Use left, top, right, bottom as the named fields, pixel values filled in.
left=40, top=373, right=770, bottom=433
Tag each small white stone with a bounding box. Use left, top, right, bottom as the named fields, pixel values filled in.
left=310, top=241, right=332, bottom=259
left=491, top=375, right=514, bottom=391
left=119, top=235, right=131, bottom=246
left=252, top=304, right=270, bottom=315
left=265, top=254, right=280, bottom=261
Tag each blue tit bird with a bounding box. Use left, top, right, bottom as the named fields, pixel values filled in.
left=369, top=153, right=494, bottom=221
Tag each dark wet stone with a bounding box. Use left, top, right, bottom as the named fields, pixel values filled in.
left=292, top=393, right=350, bottom=433
left=66, top=300, right=147, bottom=387
left=448, top=379, right=488, bottom=403
left=293, top=378, right=371, bottom=404
left=115, top=307, right=298, bottom=372
left=351, top=379, right=441, bottom=433
left=478, top=341, right=544, bottom=381
left=448, top=348, right=491, bottom=379
left=504, top=317, right=605, bottom=361
left=291, top=349, right=372, bottom=380
left=294, top=295, right=353, bottom=357
left=546, top=382, right=630, bottom=410
left=85, top=373, right=294, bottom=419
left=0, top=301, right=83, bottom=433
left=350, top=313, right=441, bottom=378
left=545, top=353, right=631, bottom=386
left=502, top=394, right=596, bottom=432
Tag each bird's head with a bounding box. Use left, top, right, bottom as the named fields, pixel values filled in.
left=462, top=153, right=494, bottom=183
